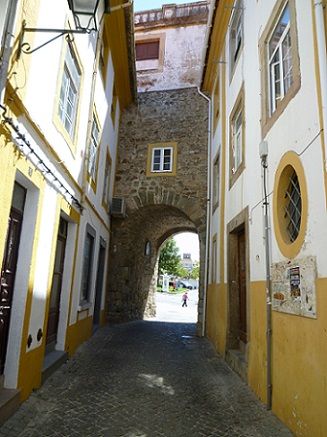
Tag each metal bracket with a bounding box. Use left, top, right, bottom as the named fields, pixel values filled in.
left=18, top=20, right=89, bottom=57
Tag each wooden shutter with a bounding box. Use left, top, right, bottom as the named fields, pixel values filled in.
left=135, top=41, right=159, bottom=61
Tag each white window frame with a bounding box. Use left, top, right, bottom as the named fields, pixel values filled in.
left=268, top=3, right=292, bottom=115
left=231, top=107, right=243, bottom=173
left=88, top=116, right=100, bottom=182
left=213, top=151, right=221, bottom=209
left=58, top=43, right=81, bottom=138
left=229, top=0, right=243, bottom=75
left=102, top=154, right=111, bottom=208
left=151, top=147, right=173, bottom=173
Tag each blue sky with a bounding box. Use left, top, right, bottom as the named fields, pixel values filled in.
left=134, top=0, right=195, bottom=12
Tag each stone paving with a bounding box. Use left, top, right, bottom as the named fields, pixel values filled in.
left=0, top=315, right=292, bottom=436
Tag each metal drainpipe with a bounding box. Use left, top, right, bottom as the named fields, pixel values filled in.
left=261, top=154, right=272, bottom=410
left=197, top=87, right=212, bottom=338
left=0, top=0, right=19, bottom=106
left=313, top=0, right=327, bottom=167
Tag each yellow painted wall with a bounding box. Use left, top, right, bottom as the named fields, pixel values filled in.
left=65, top=316, right=93, bottom=357
left=206, top=277, right=327, bottom=436
left=205, top=283, right=227, bottom=355
left=247, top=281, right=267, bottom=403
left=272, top=278, right=327, bottom=437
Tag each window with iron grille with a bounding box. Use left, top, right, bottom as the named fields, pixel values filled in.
left=284, top=169, right=301, bottom=242
left=58, top=43, right=81, bottom=139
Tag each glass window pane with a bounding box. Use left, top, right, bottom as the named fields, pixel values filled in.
left=269, top=4, right=290, bottom=58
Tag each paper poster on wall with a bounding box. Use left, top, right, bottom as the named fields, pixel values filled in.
left=271, top=256, right=317, bottom=318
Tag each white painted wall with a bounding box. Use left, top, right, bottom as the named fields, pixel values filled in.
left=209, top=0, right=326, bottom=284
left=136, top=23, right=207, bottom=92
left=3, top=0, right=120, bottom=387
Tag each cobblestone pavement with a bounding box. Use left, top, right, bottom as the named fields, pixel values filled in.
left=0, top=321, right=292, bottom=437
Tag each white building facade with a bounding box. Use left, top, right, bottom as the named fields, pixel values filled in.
left=203, top=0, right=327, bottom=435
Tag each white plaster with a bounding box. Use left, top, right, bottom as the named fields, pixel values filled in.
left=27, top=186, right=58, bottom=352
left=209, top=0, right=327, bottom=284
left=4, top=173, right=40, bottom=389
left=136, top=23, right=207, bottom=92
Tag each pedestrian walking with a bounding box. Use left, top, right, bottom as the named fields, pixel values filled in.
left=182, top=291, right=189, bottom=307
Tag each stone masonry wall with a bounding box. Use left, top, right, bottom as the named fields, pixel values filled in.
left=107, top=87, right=208, bottom=334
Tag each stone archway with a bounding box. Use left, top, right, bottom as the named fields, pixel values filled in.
left=107, top=201, right=206, bottom=333
left=106, top=87, right=208, bottom=335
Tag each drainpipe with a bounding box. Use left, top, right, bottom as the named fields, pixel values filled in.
left=0, top=0, right=19, bottom=106
left=196, top=0, right=216, bottom=338
left=260, top=141, right=272, bottom=410
left=197, top=87, right=212, bottom=338
left=313, top=0, right=327, bottom=168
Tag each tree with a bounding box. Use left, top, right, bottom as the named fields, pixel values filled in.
left=158, top=238, right=181, bottom=276
left=190, top=262, right=199, bottom=279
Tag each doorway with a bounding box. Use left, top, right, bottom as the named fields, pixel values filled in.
left=227, top=208, right=249, bottom=356
left=93, top=240, right=106, bottom=328
left=0, top=183, right=26, bottom=374
left=46, top=217, right=68, bottom=351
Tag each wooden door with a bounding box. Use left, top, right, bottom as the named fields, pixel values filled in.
left=46, top=218, right=68, bottom=346
left=238, top=230, right=247, bottom=343
left=93, top=243, right=106, bottom=327
left=0, top=183, right=26, bottom=373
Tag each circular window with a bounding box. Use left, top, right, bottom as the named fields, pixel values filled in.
left=283, top=167, right=302, bottom=242
left=273, top=152, right=307, bottom=259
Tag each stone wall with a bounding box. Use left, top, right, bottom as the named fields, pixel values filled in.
left=107, top=87, right=208, bottom=334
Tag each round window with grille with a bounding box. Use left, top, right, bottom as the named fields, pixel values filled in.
left=284, top=169, right=302, bottom=242
left=273, top=154, right=307, bottom=259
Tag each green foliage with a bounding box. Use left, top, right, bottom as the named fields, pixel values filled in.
left=190, top=262, right=200, bottom=279
left=158, top=238, right=181, bottom=276
left=176, top=265, right=189, bottom=279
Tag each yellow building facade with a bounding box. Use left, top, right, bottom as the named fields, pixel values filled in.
left=0, top=0, right=135, bottom=411
left=202, top=0, right=327, bottom=436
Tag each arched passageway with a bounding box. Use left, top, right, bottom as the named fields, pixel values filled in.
left=107, top=203, right=206, bottom=334
left=106, top=88, right=208, bottom=335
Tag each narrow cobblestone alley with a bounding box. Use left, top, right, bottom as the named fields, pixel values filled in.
left=0, top=320, right=291, bottom=437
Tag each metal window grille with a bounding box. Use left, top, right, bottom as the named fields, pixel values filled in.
left=284, top=170, right=301, bottom=242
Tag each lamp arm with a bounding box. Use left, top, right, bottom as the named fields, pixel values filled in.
left=18, top=20, right=88, bottom=57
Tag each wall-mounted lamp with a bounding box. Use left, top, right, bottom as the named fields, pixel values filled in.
left=18, top=0, right=110, bottom=56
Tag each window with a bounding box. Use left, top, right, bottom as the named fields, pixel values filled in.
left=229, top=88, right=244, bottom=187
left=213, top=151, right=221, bottom=210
left=259, top=0, right=300, bottom=135
left=229, top=0, right=243, bottom=76
left=284, top=169, right=301, bottom=242
left=213, top=76, right=220, bottom=131
left=135, top=34, right=165, bottom=73
left=268, top=4, right=292, bottom=114
left=273, top=154, right=307, bottom=260
left=135, top=40, right=159, bottom=61
left=87, top=115, right=100, bottom=189
left=102, top=153, right=111, bottom=210
left=231, top=106, right=243, bottom=173
left=152, top=147, right=172, bottom=172
left=80, top=228, right=95, bottom=303
left=99, top=25, right=109, bottom=83
left=147, top=142, right=177, bottom=176
left=211, top=237, right=217, bottom=284
left=58, top=43, right=81, bottom=139
left=111, top=84, right=117, bottom=126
